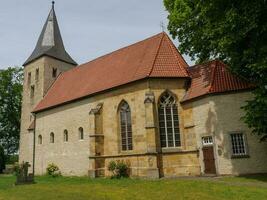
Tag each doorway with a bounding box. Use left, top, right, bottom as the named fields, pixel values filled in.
left=202, top=136, right=216, bottom=174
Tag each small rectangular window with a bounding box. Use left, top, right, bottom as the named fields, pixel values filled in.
left=202, top=136, right=213, bottom=146
left=30, top=85, right=35, bottom=98
left=35, top=68, right=39, bottom=81
left=230, top=133, right=247, bottom=157
left=28, top=72, right=31, bottom=85
left=52, top=68, right=57, bottom=78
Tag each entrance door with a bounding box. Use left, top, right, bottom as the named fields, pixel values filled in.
left=202, top=136, right=216, bottom=174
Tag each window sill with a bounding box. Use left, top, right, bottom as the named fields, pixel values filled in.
left=120, top=150, right=134, bottom=155
left=161, top=147, right=183, bottom=153
left=231, top=154, right=250, bottom=159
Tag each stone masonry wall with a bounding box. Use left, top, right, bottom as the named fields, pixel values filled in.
left=191, top=92, right=267, bottom=175
left=34, top=78, right=201, bottom=177
left=19, top=56, right=75, bottom=172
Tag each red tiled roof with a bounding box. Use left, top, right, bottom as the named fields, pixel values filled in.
left=182, top=60, right=254, bottom=102
left=33, top=32, right=189, bottom=112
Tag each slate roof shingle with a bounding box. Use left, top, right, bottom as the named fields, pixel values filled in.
left=24, top=4, right=77, bottom=66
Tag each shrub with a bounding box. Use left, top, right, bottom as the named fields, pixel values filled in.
left=13, top=163, right=20, bottom=176
left=108, top=160, right=129, bottom=179
left=6, top=154, right=18, bottom=165
left=46, top=163, right=61, bottom=177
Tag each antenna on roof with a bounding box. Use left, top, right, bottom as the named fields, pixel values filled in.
left=160, top=21, right=166, bottom=32
left=52, top=1, right=55, bottom=8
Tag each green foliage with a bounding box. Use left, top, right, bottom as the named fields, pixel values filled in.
left=242, top=87, right=267, bottom=138
left=0, top=67, right=23, bottom=154
left=108, top=160, right=129, bottom=179
left=46, top=163, right=61, bottom=177
left=164, top=0, right=267, bottom=138
left=0, top=145, right=5, bottom=173
left=6, top=154, right=18, bottom=165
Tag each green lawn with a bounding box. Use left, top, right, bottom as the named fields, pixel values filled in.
left=0, top=175, right=267, bottom=200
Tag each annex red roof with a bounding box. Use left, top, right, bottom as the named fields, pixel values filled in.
left=33, top=32, right=189, bottom=112
left=182, top=60, right=254, bottom=102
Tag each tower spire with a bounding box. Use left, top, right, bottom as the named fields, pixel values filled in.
left=23, top=2, right=77, bottom=66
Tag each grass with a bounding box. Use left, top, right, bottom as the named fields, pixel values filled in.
left=0, top=175, right=267, bottom=200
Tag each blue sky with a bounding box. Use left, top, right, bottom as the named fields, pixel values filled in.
left=0, top=0, right=194, bottom=69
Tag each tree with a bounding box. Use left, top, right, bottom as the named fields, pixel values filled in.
left=0, top=67, right=23, bottom=155
left=164, top=0, right=267, bottom=139
left=0, top=145, right=5, bottom=173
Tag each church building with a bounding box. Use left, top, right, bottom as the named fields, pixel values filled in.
left=19, top=3, right=267, bottom=178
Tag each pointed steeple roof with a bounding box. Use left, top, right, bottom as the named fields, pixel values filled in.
left=24, top=2, right=77, bottom=66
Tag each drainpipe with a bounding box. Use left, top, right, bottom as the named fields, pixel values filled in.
left=32, top=113, right=36, bottom=176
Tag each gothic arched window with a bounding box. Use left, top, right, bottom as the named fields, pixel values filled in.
left=79, top=127, right=84, bottom=140
left=38, top=135, right=42, bottom=145
left=158, top=91, right=181, bottom=148
left=64, top=130, right=68, bottom=142
left=50, top=132, right=55, bottom=144
left=119, top=101, right=133, bottom=151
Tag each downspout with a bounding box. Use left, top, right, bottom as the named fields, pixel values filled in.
left=32, top=113, right=36, bottom=176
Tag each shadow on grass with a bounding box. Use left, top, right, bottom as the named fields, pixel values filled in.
left=236, top=174, right=267, bottom=183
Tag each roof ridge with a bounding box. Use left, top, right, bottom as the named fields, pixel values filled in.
left=78, top=33, right=164, bottom=69
left=189, top=59, right=216, bottom=69
left=147, top=32, right=165, bottom=77
left=165, top=33, right=189, bottom=76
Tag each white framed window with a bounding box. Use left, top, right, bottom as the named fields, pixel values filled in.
left=158, top=91, right=181, bottom=148
left=230, top=133, right=247, bottom=156
left=202, top=136, right=213, bottom=146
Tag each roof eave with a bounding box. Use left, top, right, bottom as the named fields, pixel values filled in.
left=181, top=87, right=255, bottom=104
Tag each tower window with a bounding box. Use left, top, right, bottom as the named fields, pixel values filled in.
left=28, top=72, right=31, bottom=85
left=35, top=68, right=39, bottom=81
left=30, top=85, right=35, bottom=98
left=52, top=68, right=57, bottom=78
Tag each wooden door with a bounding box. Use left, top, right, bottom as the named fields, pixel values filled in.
left=202, top=146, right=216, bottom=174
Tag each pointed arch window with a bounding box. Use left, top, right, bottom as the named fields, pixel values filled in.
left=64, top=130, right=68, bottom=142
left=119, top=101, right=133, bottom=151
left=38, top=135, right=42, bottom=145
left=78, top=127, right=84, bottom=140
left=158, top=91, right=181, bottom=148
left=50, top=132, right=55, bottom=143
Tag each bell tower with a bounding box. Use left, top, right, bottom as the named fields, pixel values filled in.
left=19, top=2, right=77, bottom=167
